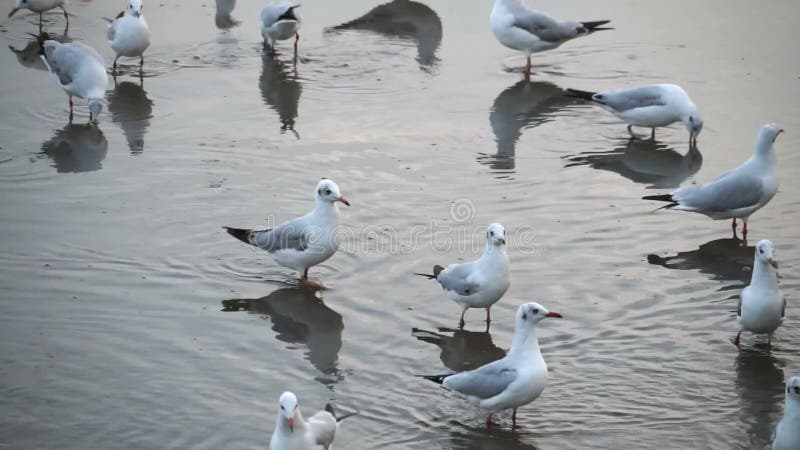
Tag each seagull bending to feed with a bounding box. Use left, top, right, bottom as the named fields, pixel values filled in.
left=260, top=2, right=301, bottom=58
left=565, top=84, right=703, bottom=143
left=735, top=239, right=785, bottom=347
left=420, top=302, right=562, bottom=426
left=643, top=123, right=782, bottom=239
left=224, top=179, right=349, bottom=288
left=40, top=40, right=109, bottom=122
left=270, top=391, right=355, bottom=450
left=8, top=0, right=68, bottom=31
left=490, top=0, right=610, bottom=74
left=773, top=377, right=800, bottom=450
left=415, top=223, right=510, bottom=329
left=107, top=0, right=150, bottom=75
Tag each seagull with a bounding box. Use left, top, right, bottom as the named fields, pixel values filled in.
left=490, top=0, right=610, bottom=74
left=415, top=223, right=510, bottom=329
left=773, top=377, right=800, bottom=450
left=224, top=179, right=349, bottom=288
left=270, top=391, right=354, bottom=450
left=734, top=239, right=785, bottom=347
left=40, top=40, right=109, bottom=123
left=420, top=302, right=562, bottom=426
left=260, top=2, right=301, bottom=58
left=643, top=123, right=782, bottom=239
left=106, top=0, right=150, bottom=75
left=565, top=84, right=704, bottom=143
left=8, top=0, right=68, bottom=31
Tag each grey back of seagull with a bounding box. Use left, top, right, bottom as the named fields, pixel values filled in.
left=444, top=359, right=517, bottom=400
left=511, top=9, right=569, bottom=42
left=598, top=86, right=667, bottom=112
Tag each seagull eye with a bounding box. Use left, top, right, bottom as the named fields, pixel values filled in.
left=532, top=308, right=539, bottom=315
left=794, top=386, right=800, bottom=394
left=521, top=313, right=527, bottom=320
left=280, top=405, right=284, bottom=410
left=323, top=189, right=331, bottom=195
left=759, top=249, right=764, bottom=254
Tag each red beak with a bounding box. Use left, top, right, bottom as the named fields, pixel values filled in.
left=287, top=417, right=294, bottom=432
left=545, top=312, right=563, bottom=318
left=768, top=258, right=778, bottom=269
left=337, top=197, right=350, bottom=206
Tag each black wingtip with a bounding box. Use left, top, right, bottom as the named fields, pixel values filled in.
left=223, top=226, right=252, bottom=244
left=413, top=272, right=436, bottom=279
left=581, top=20, right=612, bottom=31
left=564, top=88, right=597, bottom=101
left=642, top=194, right=675, bottom=202
left=418, top=374, right=450, bottom=385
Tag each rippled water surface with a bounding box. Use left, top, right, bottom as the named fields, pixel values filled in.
left=2, top=0, right=800, bottom=448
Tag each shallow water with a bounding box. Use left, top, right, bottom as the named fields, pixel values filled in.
left=1, top=0, right=800, bottom=448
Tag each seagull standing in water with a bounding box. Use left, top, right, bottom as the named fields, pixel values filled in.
left=107, top=0, right=150, bottom=75
left=773, top=377, right=800, bottom=450
left=565, top=84, right=704, bottom=143
left=224, top=179, right=350, bottom=288
left=8, top=0, right=68, bottom=31
left=643, top=123, right=782, bottom=239
left=490, top=0, right=610, bottom=74
left=420, top=302, right=562, bottom=426
left=260, top=2, right=301, bottom=58
left=415, top=223, right=510, bottom=329
left=270, top=391, right=346, bottom=450
left=735, top=239, right=785, bottom=347
left=40, top=40, right=109, bottom=122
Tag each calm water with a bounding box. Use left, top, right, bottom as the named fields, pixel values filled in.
left=1, top=0, right=800, bottom=448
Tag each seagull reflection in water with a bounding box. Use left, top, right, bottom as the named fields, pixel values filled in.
left=39, top=122, right=108, bottom=173
left=734, top=347, right=786, bottom=449
left=260, top=54, right=302, bottom=138
left=647, top=237, right=754, bottom=287
left=107, top=78, right=153, bottom=155
left=412, top=326, right=506, bottom=372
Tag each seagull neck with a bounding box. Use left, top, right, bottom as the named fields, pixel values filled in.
left=312, top=198, right=338, bottom=219
left=508, top=324, right=541, bottom=359
left=480, top=241, right=506, bottom=261
left=276, top=410, right=306, bottom=433
left=785, top=396, right=800, bottom=421
left=751, top=259, right=777, bottom=288
left=753, top=140, right=776, bottom=167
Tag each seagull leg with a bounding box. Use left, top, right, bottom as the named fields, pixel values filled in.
left=39, top=14, right=43, bottom=33
left=139, top=55, right=144, bottom=76
left=523, top=55, right=531, bottom=75
left=733, top=331, right=741, bottom=348
left=742, top=221, right=748, bottom=240
left=293, top=32, right=299, bottom=64
left=731, top=218, right=737, bottom=237
left=68, top=96, right=73, bottom=123
left=486, top=413, right=494, bottom=426
left=627, top=124, right=636, bottom=138
left=651, top=128, right=655, bottom=140
left=459, top=310, right=466, bottom=329
left=62, top=6, right=69, bottom=30
left=112, top=56, right=119, bottom=75
left=512, top=408, right=518, bottom=427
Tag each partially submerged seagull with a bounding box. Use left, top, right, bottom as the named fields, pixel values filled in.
left=773, top=377, right=800, bottom=450
left=106, top=0, right=151, bottom=75
left=415, top=223, right=510, bottom=329
left=735, top=239, right=785, bottom=347
left=270, top=391, right=355, bottom=450
left=420, top=302, right=562, bottom=426
left=224, top=179, right=350, bottom=288
left=565, top=84, right=703, bottom=143
left=260, top=2, right=301, bottom=58
left=8, top=0, right=68, bottom=31
left=643, top=123, right=782, bottom=239
left=40, top=40, right=109, bottom=122
left=490, top=0, right=610, bottom=74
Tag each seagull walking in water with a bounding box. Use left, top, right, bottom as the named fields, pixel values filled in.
left=8, top=0, right=68, bottom=31
left=643, top=123, right=782, bottom=239
left=40, top=40, right=109, bottom=122
left=107, top=0, right=150, bottom=75
left=773, top=377, right=800, bottom=450
left=270, top=391, right=353, bottom=450
left=565, top=84, right=703, bottom=143
left=224, top=179, right=350, bottom=289
left=260, top=2, right=301, bottom=59
left=490, top=0, right=610, bottom=74
left=735, top=239, right=785, bottom=347
left=415, top=223, right=510, bottom=329
left=420, top=302, right=562, bottom=426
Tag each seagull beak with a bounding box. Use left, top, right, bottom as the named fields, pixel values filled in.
left=545, top=312, right=563, bottom=318
left=287, top=417, right=294, bottom=432
left=8, top=7, right=20, bottom=18
left=768, top=257, right=778, bottom=269
left=336, top=197, right=350, bottom=206
left=500, top=237, right=506, bottom=245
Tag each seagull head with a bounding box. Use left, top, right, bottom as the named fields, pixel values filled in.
left=127, top=0, right=144, bottom=18
left=486, top=223, right=506, bottom=246
left=758, top=123, right=784, bottom=146
left=517, top=302, right=562, bottom=327
left=755, top=239, right=778, bottom=269
left=8, top=0, right=28, bottom=17
left=88, top=99, right=104, bottom=123
left=787, top=377, right=800, bottom=402
left=684, top=113, right=703, bottom=141
left=316, top=178, right=350, bottom=206
left=278, top=391, right=299, bottom=432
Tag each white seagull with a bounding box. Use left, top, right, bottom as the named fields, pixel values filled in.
left=107, top=0, right=150, bottom=74
left=734, top=239, right=785, bottom=347
left=260, top=2, right=301, bottom=58
left=224, top=179, right=349, bottom=288
left=421, top=302, right=562, bottom=426
left=415, top=223, right=510, bottom=329
left=8, top=0, right=68, bottom=31
left=490, top=0, right=610, bottom=74
left=269, top=391, right=346, bottom=450
left=643, top=123, right=782, bottom=239
left=565, top=84, right=704, bottom=143
left=40, top=40, right=109, bottom=122
left=773, top=377, right=800, bottom=450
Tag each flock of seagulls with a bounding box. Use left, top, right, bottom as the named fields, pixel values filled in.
left=7, top=0, right=795, bottom=448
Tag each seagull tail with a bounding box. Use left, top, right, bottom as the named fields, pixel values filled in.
left=642, top=194, right=678, bottom=211
left=418, top=374, right=450, bottom=385
left=325, top=404, right=359, bottom=422
left=581, top=20, right=613, bottom=32
left=223, top=227, right=252, bottom=244
left=564, top=88, right=597, bottom=102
